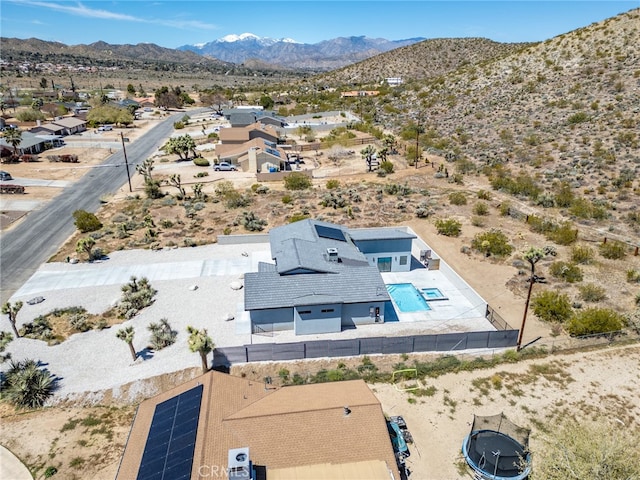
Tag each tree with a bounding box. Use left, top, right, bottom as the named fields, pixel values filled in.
left=361, top=145, right=376, bottom=172
left=31, top=98, right=44, bottom=111
left=2, top=301, right=23, bottom=338
left=136, top=158, right=162, bottom=199
left=116, top=326, right=137, bottom=362
left=126, top=83, right=136, bottom=96
left=187, top=326, right=214, bottom=373
left=39, top=77, right=48, bottom=89
left=1, top=359, right=56, bottom=408
left=167, top=174, right=186, bottom=199
left=2, top=127, right=23, bottom=158
left=76, top=237, right=96, bottom=261
left=163, top=135, right=196, bottom=161
left=518, top=247, right=547, bottom=348
left=259, top=94, right=274, bottom=109
left=532, top=419, right=640, bottom=480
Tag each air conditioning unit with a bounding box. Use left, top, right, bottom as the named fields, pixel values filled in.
left=327, top=247, right=339, bottom=262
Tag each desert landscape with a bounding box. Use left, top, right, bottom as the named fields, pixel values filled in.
left=1, top=6, right=639, bottom=480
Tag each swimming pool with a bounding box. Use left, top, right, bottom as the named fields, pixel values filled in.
left=421, top=287, right=446, bottom=300
left=386, top=283, right=432, bottom=312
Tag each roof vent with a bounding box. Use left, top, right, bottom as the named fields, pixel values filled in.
left=228, top=447, right=252, bottom=480
left=327, top=247, right=339, bottom=261
left=344, top=406, right=351, bottom=416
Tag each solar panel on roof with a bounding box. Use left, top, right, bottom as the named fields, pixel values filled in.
left=137, top=384, right=203, bottom=480
left=315, top=224, right=346, bottom=242
left=265, top=148, right=281, bottom=157
left=264, top=140, right=276, bottom=148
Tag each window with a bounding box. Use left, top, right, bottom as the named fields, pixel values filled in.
left=321, top=308, right=335, bottom=313
left=298, top=310, right=312, bottom=314
left=399, top=256, right=408, bottom=266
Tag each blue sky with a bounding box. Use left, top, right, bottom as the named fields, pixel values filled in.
left=1, top=1, right=637, bottom=48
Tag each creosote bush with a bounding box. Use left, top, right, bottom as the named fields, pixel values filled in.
left=570, top=244, right=595, bottom=264
left=549, top=261, right=583, bottom=283
left=448, top=191, right=467, bottom=205
left=471, top=229, right=514, bottom=257
left=434, top=218, right=462, bottom=237
left=599, top=240, right=626, bottom=260
left=472, top=201, right=489, bottom=216
left=578, top=284, right=607, bottom=303
left=284, top=172, right=312, bottom=190
left=73, top=210, right=102, bottom=233
left=531, top=290, right=574, bottom=324
left=566, top=308, right=626, bottom=336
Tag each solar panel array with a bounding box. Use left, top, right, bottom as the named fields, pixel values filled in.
left=263, top=140, right=277, bottom=148
left=315, top=224, right=347, bottom=242
left=265, top=148, right=281, bottom=157
left=137, top=384, right=204, bottom=480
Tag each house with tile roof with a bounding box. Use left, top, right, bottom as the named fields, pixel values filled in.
left=244, top=219, right=415, bottom=335
left=115, top=371, right=401, bottom=480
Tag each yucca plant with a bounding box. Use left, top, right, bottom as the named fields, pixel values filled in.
left=1, top=359, right=56, bottom=408
left=147, top=318, right=177, bottom=350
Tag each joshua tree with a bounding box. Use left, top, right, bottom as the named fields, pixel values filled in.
left=76, top=237, right=96, bottom=261
left=187, top=326, right=214, bottom=373
left=116, top=326, right=137, bottom=362
left=2, top=301, right=23, bottom=338
left=0, top=331, right=13, bottom=363
left=518, top=247, right=546, bottom=350
left=148, top=318, right=177, bottom=350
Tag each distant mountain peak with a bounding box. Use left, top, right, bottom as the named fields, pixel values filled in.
left=219, top=32, right=261, bottom=43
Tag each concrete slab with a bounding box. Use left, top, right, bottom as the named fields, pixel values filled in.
left=0, top=445, right=33, bottom=480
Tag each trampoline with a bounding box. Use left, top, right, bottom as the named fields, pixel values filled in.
left=462, top=413, right=531, bottom=480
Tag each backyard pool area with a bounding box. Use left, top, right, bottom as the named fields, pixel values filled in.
left=386, top=283, right=432, bottom=313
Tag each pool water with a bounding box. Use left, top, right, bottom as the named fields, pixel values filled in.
left=386, top=283, right=432, bottom=312
left=422, top=287, right=445, bottom=299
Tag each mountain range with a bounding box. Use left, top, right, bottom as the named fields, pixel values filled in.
left=178, top=33, right=426, bottom=70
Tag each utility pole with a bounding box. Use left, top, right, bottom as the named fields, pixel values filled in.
left=517, top=275, right=535, bottom=351
left=517, top=247, right=546, bottom=351
left=121, top=132, right=132, bottom=193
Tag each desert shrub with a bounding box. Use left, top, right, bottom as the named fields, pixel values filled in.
left=566, top=308, right=626, bottom=336
left=477, top=189, right=492, bottom=200
left=567, top=111, right=590, bottom=124
left=326, top=179, right=340, bottom=189
left=380, top=160, right=394, bottom=173
left=499, top=201, right=511, bottom=216
left=531, top=290, right=574, bottom=323
left=253, top=184, right=269, bottom=194
left=288, top=213, right=310, bottom=223
left=547, top=222, right=578, bottom=245
left=578, top=284, right=607, bottom=303
left=192, top=157, right=210, bottom=167
left=73, top=210, right=102, bottom=233
left=384, top=183, right=412, bottom=196
left=471, top=216, right=486, bottom=227
left=0, top=359, right=56, bottom=408
left=435, top=218, right=462, bottom=237
left=549, top=261, right=583, bottom=283
left=599, top=240, right=626, bottom=260
left=147, top=318, right=177, bottom=350
left=173, top=121, right=184, bottom=129
left=320, top=192, right=347, bottom=209
left=471, top=229, right=514, bottom=257
left=415, top=202, right=432, bottom=218
left=627, top=269, right=640, bottom=283
left=19, top=316, right=54, bottom=341
left=69, top=312, right=93, bottom=332
left=284, top=172, right=312, bottom=190
left=448, top=192, right=467, bottom=205
left=239, top=211, right=267, bottom=231
left=570, top=244, right=595, bottom=264
left=194, top=171, right=209, bottom=178
left=472, top=201, right=489, bottom=216
left=489, top=168, right=541, bottom=199
left=117, top=276, right=157, bottom=319
left=281, top=194, right=293, bottom=204
left=569, top=197, right=609, bottom=220
left=225, top=191, right=251, bottom=209
left=15, top=109, right=46, bottom=122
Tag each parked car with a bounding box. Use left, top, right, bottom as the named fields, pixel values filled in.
left=214, top=162, right=237, bottom=171
left=0, top=171, right=13, bottom=181
left=98, top=125, right=113, bottom=131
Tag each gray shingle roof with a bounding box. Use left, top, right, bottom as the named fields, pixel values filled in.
left=245, top=219, right=392, bottom=310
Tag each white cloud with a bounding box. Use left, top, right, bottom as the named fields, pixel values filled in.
left=7, top=0, right=218, bottom=30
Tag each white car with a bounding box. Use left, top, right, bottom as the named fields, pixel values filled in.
left=98, top=125, right=113, bottom=131
left=214, top=162, right=237, bottom=171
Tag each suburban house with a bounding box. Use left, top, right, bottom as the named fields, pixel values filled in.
left=340, top=90, right=380, bottom=97
left=216, top=138, right=290, bottom=173
left=115, top=371, right=401, bottom=480
left=29, top=116, right=87, bottom=136
left=244, top=219, right=415, bottom=335
left=223, top=108, right=287, bottom=128
left=218, top=122, right=280, bottom=146
left=0, top=131, right=47, bottom=156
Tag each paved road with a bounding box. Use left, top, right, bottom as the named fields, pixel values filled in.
left=0, top=109, right=205, bottom=301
